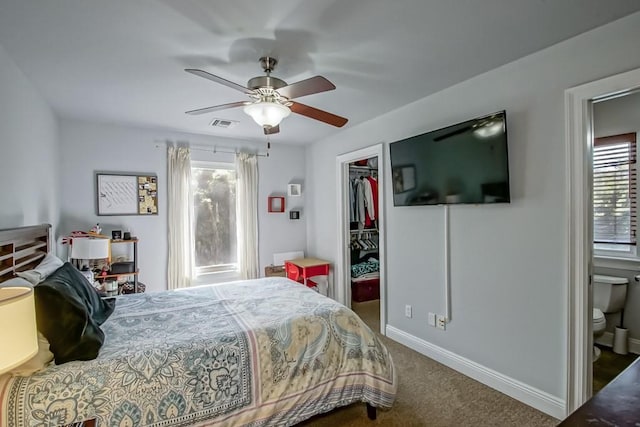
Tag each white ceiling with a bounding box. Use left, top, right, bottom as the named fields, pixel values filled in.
left=1, top=1, right=639, bottom=146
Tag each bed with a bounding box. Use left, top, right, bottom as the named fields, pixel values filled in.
left=0, top=225, right=397, bottom=426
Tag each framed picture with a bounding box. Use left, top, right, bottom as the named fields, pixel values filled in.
left=392, top=165, right=416, bottom=194
left=96, top=173, right=158, bottom=216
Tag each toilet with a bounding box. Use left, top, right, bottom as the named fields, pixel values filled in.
left=592, top=274, right=628, bottom=361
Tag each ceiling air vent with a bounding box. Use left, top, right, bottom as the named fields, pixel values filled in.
left=209, top=118, right=238, bottom=129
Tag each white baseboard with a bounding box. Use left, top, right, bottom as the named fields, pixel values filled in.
left=595, top=331, right=640, bottom=354
left=385, top=325, right=565, bottom=420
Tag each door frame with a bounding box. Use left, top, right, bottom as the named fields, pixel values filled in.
left=336, top=144, right=386, bottom=334
left=565, top=67, right=640, bottom=415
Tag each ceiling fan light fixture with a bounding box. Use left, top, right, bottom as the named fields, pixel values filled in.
left=243, top=101, right=291, bottom=128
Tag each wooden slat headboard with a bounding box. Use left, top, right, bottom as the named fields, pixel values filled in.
left=0, top=224, right=51, bottom=283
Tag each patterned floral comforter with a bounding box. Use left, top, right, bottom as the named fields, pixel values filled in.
left=1, top=277, right=396, bottom=426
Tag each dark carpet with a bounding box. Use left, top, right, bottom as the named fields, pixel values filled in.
left=299, top=300, right=558, bottom=426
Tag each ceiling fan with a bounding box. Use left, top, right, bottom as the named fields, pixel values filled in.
left=185, top=57, right=348, bottom=135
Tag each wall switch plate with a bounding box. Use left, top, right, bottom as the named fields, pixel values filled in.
left=405, top=305, right=412, bottom=318
left=436, top=315, right=446, bottom=330
left=428, top=312, right=436, bottom=327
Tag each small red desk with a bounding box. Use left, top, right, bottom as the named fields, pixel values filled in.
left=284, top=258, right=330, bottom=287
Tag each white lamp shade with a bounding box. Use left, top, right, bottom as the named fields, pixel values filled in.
left=0, top=287, right=38, bottom=374
left=243, top=101, right=290, bottom=128
left=70, top=237, right=110, bottom=260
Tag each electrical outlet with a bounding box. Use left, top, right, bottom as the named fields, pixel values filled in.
left=405, top=305, right=412, bottom=318
left=436, top=315, right=446, bottom=330
left=428, top=312, right=436, bottom=326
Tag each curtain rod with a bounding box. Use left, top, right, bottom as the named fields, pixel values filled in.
left=154, top=142, right=270, bottom=157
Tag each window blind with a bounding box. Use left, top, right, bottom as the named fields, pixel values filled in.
left=593, top=133, right=637, bottom=246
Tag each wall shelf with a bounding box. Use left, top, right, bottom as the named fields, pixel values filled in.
left=268, top=196, right=285, bottom=213
left=288, top=183, right=302, bottom=197
left=101, top=238, right=141, bottom=293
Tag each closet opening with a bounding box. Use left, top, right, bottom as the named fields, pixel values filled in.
left=336, top=144, right=386, bottom=335
left=349, top=158, right=381, bottom=328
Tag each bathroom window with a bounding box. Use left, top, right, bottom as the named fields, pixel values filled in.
left=593, top=133, right=637, bottom=257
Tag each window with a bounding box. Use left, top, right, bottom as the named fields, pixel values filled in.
left=191, top=162, right=237, bottom=274
left=593, top=133, right=637, bottom=257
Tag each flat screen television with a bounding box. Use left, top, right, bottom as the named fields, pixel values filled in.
left=389, top=110, right=510, bottom=206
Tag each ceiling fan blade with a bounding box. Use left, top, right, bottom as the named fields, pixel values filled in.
left=185, top=69, right=254, bottom=95
left=289, top=101, right=348, bottom=127
left=264, top=125, right=280, bottom=135
left=276, top=76, right=336, bottom=100
left=185, top=101, right=247, bottom=115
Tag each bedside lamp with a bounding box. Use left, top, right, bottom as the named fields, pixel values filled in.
left=70, top=237, right=110, bottom=283
left=0, top=287, right=38, bottom=374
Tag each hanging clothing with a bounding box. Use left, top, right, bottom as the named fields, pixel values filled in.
left=349, top=177, right=356, bottom=222
left=367, top=176, right=379, bottom=221
left=363, top=177, right=375, bottom=221
left=354, top=178, right=366, bottom=226
left=349, top=157, right=378, bottom=228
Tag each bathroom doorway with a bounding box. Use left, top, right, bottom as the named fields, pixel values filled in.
left=566, top=67, right=640, bottom=414
left=336, top=144, right=387, bottom=335
left=591, top=91, right=640, bottom=394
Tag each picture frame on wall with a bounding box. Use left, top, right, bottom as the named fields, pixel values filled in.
left=96, top=173, right=158, bottom=216
left=391, top=165, right=416, bottom=194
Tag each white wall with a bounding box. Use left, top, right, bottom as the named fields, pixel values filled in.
left=593, top=91, right=640, bottom=343
left=594, top=91, right=640, bottom=139
left=59, top=118, right=306, bottom=292
left=256, top=145, right=307, bottom=272
left=305, top=12, right=640, bottom=408
left=0, top=43, right=59, bottom=233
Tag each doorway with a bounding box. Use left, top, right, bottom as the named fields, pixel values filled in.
left=336, top=144, right=387, bottom=335
left=566, top=67, right=640, bottom=414
left=591, top=92, right=640, bottom=394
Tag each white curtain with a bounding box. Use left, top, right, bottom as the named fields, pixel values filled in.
left=167, top=145, right=194, bottom=289
left=235, top=152, right=259, bottom=279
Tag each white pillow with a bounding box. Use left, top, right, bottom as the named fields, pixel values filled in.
left=16, top=253, right=64, bottom=285
left=0, top=276, right=33, bottom=288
